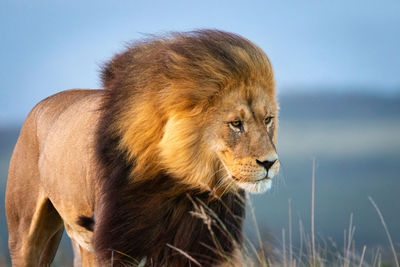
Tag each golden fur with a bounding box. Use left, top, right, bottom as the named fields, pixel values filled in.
left=6, top=30, right=279, bottom=266
left=101, top=30, right=279, bottom=193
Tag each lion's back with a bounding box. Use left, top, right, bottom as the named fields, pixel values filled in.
left=9, top=89, right=104, bottom=182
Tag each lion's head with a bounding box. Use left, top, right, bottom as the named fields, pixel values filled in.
left=102, top=30, right=279, bottom=194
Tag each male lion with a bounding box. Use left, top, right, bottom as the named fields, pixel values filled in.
left=6, top=30, right=280, bottom=266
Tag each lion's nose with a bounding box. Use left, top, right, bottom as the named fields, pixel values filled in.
left=256, top=159, right=277, bottom=171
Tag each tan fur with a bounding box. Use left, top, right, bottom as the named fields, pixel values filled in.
left=6, top=30, right=279, bottom=266
left=6, top=90, right=101, bottom=266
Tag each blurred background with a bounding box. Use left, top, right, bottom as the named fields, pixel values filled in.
left=1, top=0, right=399, bottom=265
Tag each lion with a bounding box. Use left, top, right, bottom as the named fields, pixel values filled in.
left=5, top=30, right=280, bottom=266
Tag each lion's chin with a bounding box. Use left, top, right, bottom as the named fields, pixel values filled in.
left=236, top=178, right=272, bottom=194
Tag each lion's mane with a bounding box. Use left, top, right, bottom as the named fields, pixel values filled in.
left=93, top=30, right=274, bottom=266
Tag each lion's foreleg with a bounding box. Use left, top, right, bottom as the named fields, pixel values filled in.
left=79, top=246, right=96, bottom=267
left=8, top=195, right=63, bottom=266
left=71, top=240, right=96, bottom=267
left=40, top=227, right=64, bottom=266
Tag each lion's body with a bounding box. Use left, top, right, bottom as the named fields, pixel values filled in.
left=6, top=90, right=101, bottom=266
left=6, top=30, right=279, bottom=266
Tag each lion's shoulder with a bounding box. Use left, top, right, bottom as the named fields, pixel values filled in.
left=31, top=89, right=103, bottom=141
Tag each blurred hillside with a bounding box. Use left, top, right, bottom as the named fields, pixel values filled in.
left=280, top=91, right=400, bottom=119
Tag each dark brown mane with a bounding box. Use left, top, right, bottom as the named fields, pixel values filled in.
left=92, top=30, right=273, bottom=266
left=94, top=133, right=245, bottom=265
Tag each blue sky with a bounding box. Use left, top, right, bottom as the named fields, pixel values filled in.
left=1, top=0, right=399, bottom=123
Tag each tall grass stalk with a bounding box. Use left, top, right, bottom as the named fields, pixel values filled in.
left=344, top=213, right=356, bottom=267
left=358, top=245, right=366, bottom=267
left=298, top=219, right=304, bottom=263
left=166, top=244, right=201, bottom=266
left=311, top=157, right=316, bottom=266
left=282, top=228, right=287, bottom=267
left=288, top=199, right=293, bottom=267
left=368, top=196, right=399, bottom=267
left=372, top=247, right=381, bottom=267
left=111, top=250, right=114, bottom=267
left=248, top=195, right=267, bottom=266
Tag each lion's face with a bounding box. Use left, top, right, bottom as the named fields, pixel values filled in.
left=158, top=86, right=279, bottom=194
left=206, top=87, right=279, bottom=194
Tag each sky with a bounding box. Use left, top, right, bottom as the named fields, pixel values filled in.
left=1, top=0, right=400, bottom=124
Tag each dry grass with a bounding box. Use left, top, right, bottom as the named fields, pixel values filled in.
left=245, top=160, right=400, bottom=267
left=104, top=159, right=399, bottom=267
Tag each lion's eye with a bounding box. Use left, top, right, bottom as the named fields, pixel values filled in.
left=230, top=120, right=242, bottom=129
left=264, top=116, right=273, bottom=125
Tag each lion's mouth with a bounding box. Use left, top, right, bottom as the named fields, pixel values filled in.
left=232, top=175, right=270, bottom=183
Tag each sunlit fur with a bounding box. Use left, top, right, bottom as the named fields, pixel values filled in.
left=6, top=30, right=280, bottom=266
left=102, top=30, right=279, bottom=194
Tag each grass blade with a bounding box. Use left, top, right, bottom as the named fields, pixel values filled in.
left=368, top=196, right=399, bottom=267
left=311, top=157, right=316, bottom=266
